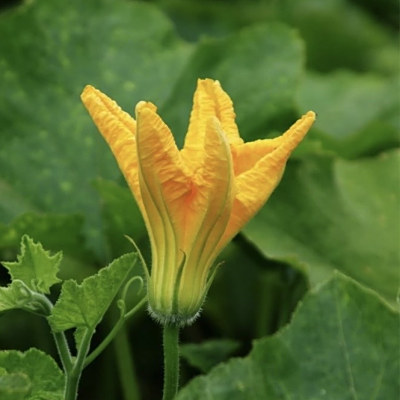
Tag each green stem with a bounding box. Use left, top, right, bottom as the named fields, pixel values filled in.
left=36, top=294, right=72, bottom=374
left=52, top=331, right=73, bottom=373
left=84, top=296, right=147, bottom=368
left=114, top=324, right=141, bottom=400
left=64, top=329, right=93, bottom=400
left=162, top=324, right=180, bottom=400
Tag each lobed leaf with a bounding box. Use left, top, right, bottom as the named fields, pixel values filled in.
left=48, top=252, right=137, bottom=331
left=177, top=272, right=400, bottom=399
left=0, top=281, right=33, bottom=314
left=0, top=372, right=31, bottom=400
left=2, top=235, right=62, bottom=294
left=0, top=348, right=63, bottom=400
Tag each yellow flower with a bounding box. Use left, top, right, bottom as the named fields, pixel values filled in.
left=81, top=79, right=315, bottom=325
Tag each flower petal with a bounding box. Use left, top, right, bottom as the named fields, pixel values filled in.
left=135, top=102, right=190, bottom=308
left=80, top=85, right=143, bottom=209
left=220, top=111, right=316, bottom=246
left=182, top=79, right=243, bottom=169
left=231, top=112, right=320, bottom=177
left=231, top=139, right=281, bottom=177
left=181, top=117, right=234, bottom=310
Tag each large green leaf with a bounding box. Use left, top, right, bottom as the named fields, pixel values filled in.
left=274, top=0, right=398, bottom=74
left=0, top=0, right=193, bottom=257
left=94, top=179, right=147, bottom=260
left=243, top=151, right=400, bottom=304
left=48, top=252, right=136, bottom=331
left=155, top=0, right=398, bottom=75
left=180, top=339, right=240, bottom=374
left=297, top=71, right=399, bottom=157
left=2, top=235, right=61, bottom=294
left=0, top=372, right=31, bottom=400
left=162, top=22, right=305, bottom=146
left=0, top=348, right=63, bottom=400
left=177, top=273, right=399, bottom=399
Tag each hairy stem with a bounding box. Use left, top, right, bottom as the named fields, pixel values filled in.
left=52, top=330, right=73, bottom=373
left=162, top=324, right=180, bottom=400
left=64, top=329, right=93, bottom=400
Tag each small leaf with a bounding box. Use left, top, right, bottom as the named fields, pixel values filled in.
left=0, top=348, right=63, bottom=400
left=0, top=281, right=26, bottom=313
left=177, top=273, right=399, bottom=399
left=0, top=280, right=52, bottom=317
left=49, top=252, right=137, bottom=331
left=0, top=372, right=31, bottom=400
left=0, top=212, right=98, bottom=284
left=180, top=339, right=240, bottom=373
left=0, top=281, right=36, bottom=314
left=2, top=235, right=62, bottom=294
left=73, top=327, right=86, bottom=352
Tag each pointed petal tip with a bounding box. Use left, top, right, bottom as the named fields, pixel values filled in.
left=80, top=85, right=109, bottom=111
left=304, top=110, right=316, bottom=121
left=300, top=110, right=316, bottom=133
left=80, top=84, right=98, bottom=100
left=288, top=110, right=316, bottom=142
left=196, top=78, right=221, bottom=89
left=135, top=101, right=157, bottom=116
left=80, top=86, right=92, bottom=103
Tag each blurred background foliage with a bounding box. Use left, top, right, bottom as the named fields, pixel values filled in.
left=0, top=0, right=398, bottom=399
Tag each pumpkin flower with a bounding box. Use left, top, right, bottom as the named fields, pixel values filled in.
left=81, top=79, right=315, bottom=326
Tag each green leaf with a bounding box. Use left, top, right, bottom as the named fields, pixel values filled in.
left=297, top=71, right=399, bottom=157
left=180, top=339, right=240, bottom=373
left=0, top=372, right=31, bottom=400
left=0, top=280, right=52, bottom=316
left=0, top=281, right=33, bottom=314
left=207, top=240, right=307, bottom=339
left=0, top=212, right=97, bottom=284
left=2, top=235, right=62, bottom=294
left=0, top=212, right=91, bottom=261
left=0, top=0, right=193, bottom=258
left=243, top=151, right=400, bottom=304
left=94, top=179, right=146, bottom=259
left=276, top=0, right=398, bottom=74
left=0, top=281, right=25, bottom=313
left=0, top=348, right=63, bottom=400
left=48, top=252, right=137, bottom=331
left=177, top=273, right=399, bottom=399
left=162, top=22, right=304, bottom=146
left=0, top=179, right=37, bottom=224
